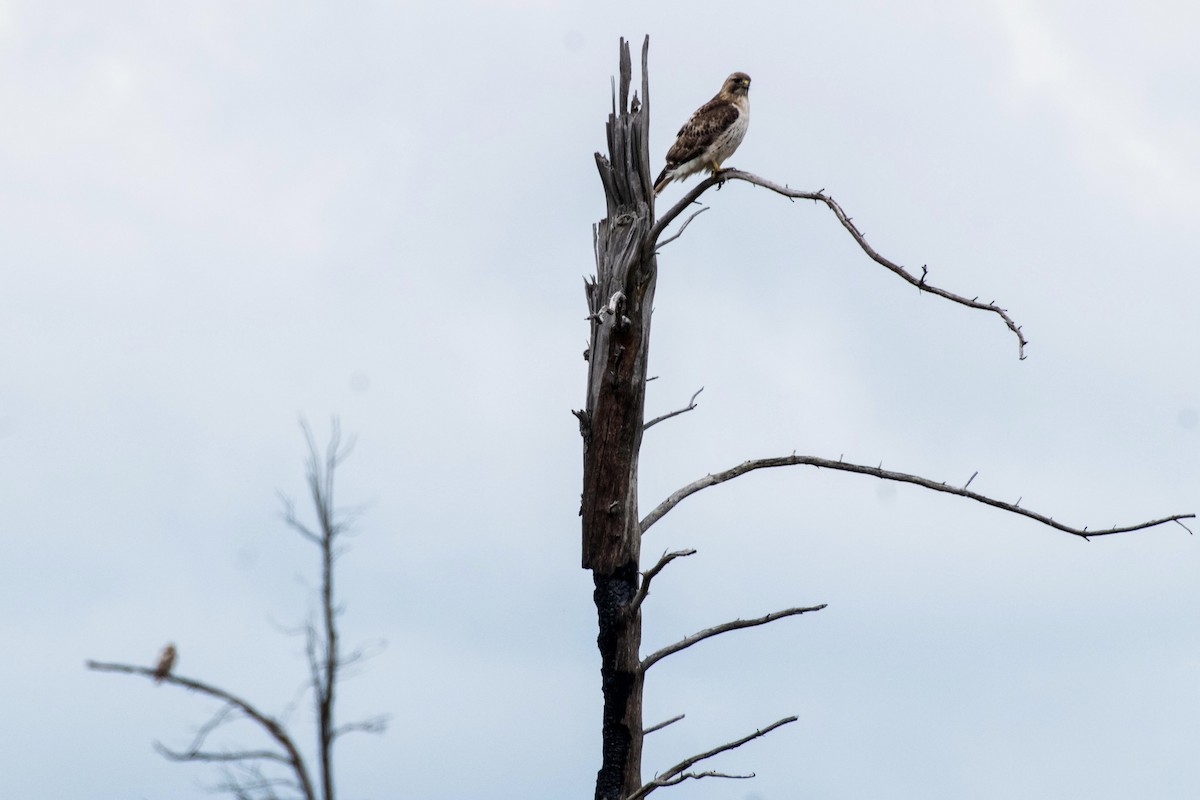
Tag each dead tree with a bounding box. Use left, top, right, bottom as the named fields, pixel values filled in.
left=577, top=37, right=1194, bottom=800
left=87, top=421, right=385, bottom=800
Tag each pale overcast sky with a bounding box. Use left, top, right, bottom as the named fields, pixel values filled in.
left=2, top=1, right=1198, bottom=798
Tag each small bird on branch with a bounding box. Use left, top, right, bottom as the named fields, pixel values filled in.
left=153, top=642, right=176, bottom=684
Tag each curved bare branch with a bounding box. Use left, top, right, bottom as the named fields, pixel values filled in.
left=648, top=168, right=1028, bottom=359
left=85, top=660, right=316, bottom=800
left=655, top=206, right=709, bottom=250
left=641, top=454, right=1195, bottom=539
left=640, top=605, right=826, bottom=673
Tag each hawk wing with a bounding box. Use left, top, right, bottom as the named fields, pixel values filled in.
left=664, top=100, right=742, bottom=168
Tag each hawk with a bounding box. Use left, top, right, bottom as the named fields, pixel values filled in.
left=153, top=642, right=176, bottom=684
left=654, top=72, right=751, bottom=195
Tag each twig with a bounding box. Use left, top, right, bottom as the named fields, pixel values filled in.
left=644, top=387, right=704, bottom=431
left=655, top=206, right=709, bottom=250
left=639, top=769, right=753, bottom=793
left=640, top=454, right=1195, bottom=539
left=644, top=713, right=685, bottom=736
left=629, top=548, right=697, bottom=615
left=641, top=605, right=826, bottom=673
left=155, top=743, right=291, bottom=765
left=210, top=764, right=296, bottom=800
left=333, top=715, right=390, bottom=738
left=626, top=716, right=798, bottom=800
left=648, top=169, right=1029, bottom=359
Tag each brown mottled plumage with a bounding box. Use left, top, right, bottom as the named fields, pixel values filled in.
left=153, top=642, right=176, bottom=684
left=654, top=72, right=751, bottom=195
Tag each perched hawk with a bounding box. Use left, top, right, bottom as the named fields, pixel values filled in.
left=153, top=642, right=176, bottom=684
left=654, top=72, right=751, bottom=195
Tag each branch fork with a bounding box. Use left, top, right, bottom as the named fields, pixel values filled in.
left=626, top=716, right=799, bottom=800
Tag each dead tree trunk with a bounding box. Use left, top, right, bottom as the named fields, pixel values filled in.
left=576, top=37, right=656, bottom=800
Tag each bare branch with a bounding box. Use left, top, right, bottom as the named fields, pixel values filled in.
left=86, top=660, right=316, bottom=800
left=655, top=206, right=709, bottom=250
left=641, top=453, right=1195, bottom=539
left=627, top=716, right=798, bottom=800
left=279, top=493, right=321, bottom=545
left=644, top=769, right=753, bottom=790
left=629, top=548, right=696, bottom=615
left=298, top=416, right=355, bottom=543
left=641, top=605, right=826, bottom=673
left=648, top=169, right=1029, bottom=359
left=644, top=713, right=685, bottom=736
left=151, top=702, right=293, bottom=766
left=334, top=638, right=387, bottom=680
left=155, top=741, right=291, bottom=766
left=333, top=714, right=390, bottom=738
left=644, top=387, right=704, bottom=431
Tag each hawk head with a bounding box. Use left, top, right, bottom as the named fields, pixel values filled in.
left=722, top=72, right=751, bottom=97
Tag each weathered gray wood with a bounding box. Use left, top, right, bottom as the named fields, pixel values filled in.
left=578, top=35, right=655, bottom=800
left=581, top=40, right=654, bottom=573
